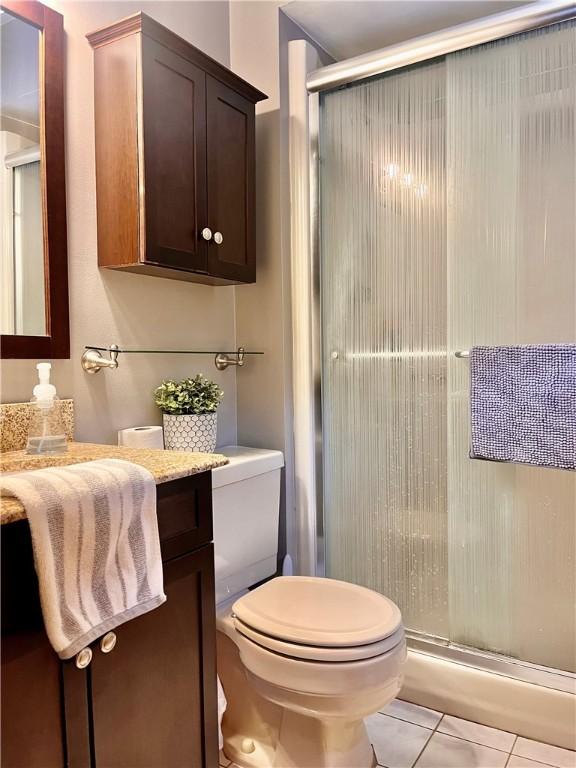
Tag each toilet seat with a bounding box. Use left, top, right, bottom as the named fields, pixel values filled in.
left=231, top=620, right=407, bottom=698
left=234, top=617, right=405, bottom=662
left=232, top=576, right=403, bottom=657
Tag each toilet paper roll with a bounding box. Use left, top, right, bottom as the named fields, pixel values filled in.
left=118, top=426, right=164, bottom=450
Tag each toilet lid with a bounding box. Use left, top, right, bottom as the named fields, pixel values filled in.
left=233, top=617, right=405, bottom=662
left=232, top=576, right=402, bottom=648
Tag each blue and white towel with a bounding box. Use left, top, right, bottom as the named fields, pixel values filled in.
left=0, top=459, right=166, bottom=658
left=470, top=345, right=576, bottom=470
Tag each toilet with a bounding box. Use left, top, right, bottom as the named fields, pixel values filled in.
left=213, top=447, right=406, bottom=768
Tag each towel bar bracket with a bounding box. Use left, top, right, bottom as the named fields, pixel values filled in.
left=215, top=347, right=245, bottom=371
left=81, top=345, right=120, bottom=374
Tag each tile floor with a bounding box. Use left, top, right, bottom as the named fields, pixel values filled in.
left=218, top=698, right=576, bottom=768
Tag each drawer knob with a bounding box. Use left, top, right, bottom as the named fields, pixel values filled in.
left=100, top=632, right=117, bottom=654
left=214, top=231, right=223, bottom=245
left=201, top=227, right=213, bottom=241
left=75, top=647, right=93, bottom=669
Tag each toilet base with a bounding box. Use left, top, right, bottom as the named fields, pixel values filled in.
left=226, top=709, right=376, bottom=768
left=219, top=630, right=388, bottom=768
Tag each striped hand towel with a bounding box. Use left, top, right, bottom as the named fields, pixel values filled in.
left=0, top=459, right=166, bottom=659
left=470, top=344, right=576, bottom=470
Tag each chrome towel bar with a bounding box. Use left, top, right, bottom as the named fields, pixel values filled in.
left=81, top=345, right=263, bottom=374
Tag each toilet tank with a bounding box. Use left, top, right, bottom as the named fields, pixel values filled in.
left=212, top=446, right=284, bottom=604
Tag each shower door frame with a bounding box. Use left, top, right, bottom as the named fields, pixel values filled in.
left=300, top=0, right=576, bottom=695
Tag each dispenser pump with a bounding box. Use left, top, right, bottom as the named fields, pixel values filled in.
left=33, top=362, right=57, bottom=407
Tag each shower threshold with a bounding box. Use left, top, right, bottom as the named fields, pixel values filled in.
left=406, top=630, right=575, bottom=694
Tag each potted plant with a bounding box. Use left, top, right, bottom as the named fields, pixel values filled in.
left=154, top=375, right=223, bottom=452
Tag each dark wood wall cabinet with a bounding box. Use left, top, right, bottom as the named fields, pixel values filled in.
left=87, top=13, right=267, bottom=286
left=1, top=471, right=219, bottom=768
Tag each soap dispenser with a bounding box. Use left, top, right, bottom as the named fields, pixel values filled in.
left=26, top=363, right=68, bottom=455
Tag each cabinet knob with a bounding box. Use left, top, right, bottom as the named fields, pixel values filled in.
left=75, top=647, right=93, bottom=669
left=214, top=231, right=223, bottom=245
left=100, top=632, right=117, bottom=654
left=201, top=227, right=213, bottom=241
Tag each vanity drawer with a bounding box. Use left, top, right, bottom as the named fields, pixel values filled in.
left=156, top=470, right=213, bottom=561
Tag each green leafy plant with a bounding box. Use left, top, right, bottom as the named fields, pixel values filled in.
left=154, top=375, right=223, bottom=415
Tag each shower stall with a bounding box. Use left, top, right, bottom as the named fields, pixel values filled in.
left=289, top=0, right=576, bottom=747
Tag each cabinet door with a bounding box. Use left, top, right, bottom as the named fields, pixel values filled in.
left=90, top=545, right=218, bottom=768
left=1, top=521, right=67, bottom=768
left=142, top=37, right=208, bottom=273
left=206, top=76, right=256, bottom=282
left=1, top=634, right=65, bottom=768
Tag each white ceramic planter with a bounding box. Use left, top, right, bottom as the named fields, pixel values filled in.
left=162, top=413, right=217, bottom=452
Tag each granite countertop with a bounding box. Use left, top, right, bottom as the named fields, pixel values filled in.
left=0, top=441, right=228, bottom=525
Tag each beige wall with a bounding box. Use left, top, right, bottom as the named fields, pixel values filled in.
left=0, top=1, right=238, bottom=447
left=229, top=2, right=332, bottom=566
left=230, top=1, right=287, bottom=453
left=229, top=2, right=292, bottom=569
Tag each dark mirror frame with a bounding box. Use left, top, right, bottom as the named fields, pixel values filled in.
left=1, top=0, right=69, bottom=359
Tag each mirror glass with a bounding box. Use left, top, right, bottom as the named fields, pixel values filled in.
left=0, top=9, right=46, bottom=336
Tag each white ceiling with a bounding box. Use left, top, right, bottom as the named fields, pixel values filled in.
left=1, top=10, right=40, bottom=136
left=282, top=0, right=533, bottom=60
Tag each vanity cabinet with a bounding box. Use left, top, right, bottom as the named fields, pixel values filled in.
left=87, top=13, right=266, bottom=286
left=1, top=471, right=218, bottom=768
left=90, top=546, right=216, bottom=768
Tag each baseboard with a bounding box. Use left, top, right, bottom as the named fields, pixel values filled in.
left=401, top=650, right=576, bottom=751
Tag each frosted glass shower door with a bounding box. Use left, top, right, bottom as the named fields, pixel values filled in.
left=320, top=61, right=449, bottom=637
left=446, top=22, right=576, bottom=672
left=320, top=20, right=576, bottom=671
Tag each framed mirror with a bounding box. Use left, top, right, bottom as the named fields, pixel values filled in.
left=0, top=0, right=69, bottom=358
